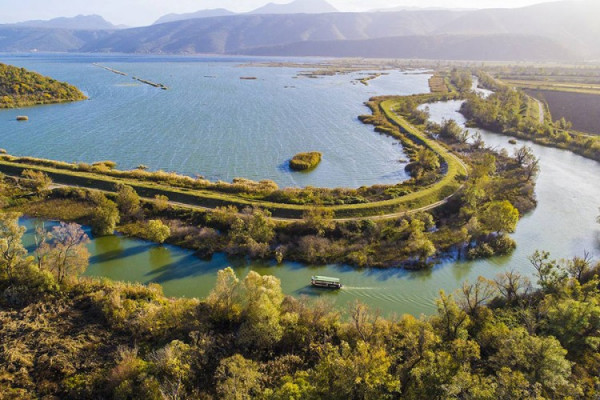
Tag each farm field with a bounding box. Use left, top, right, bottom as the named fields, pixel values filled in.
left=525, top=89, right=600, bottom=135
left=506, top=79, right=600, bottom=95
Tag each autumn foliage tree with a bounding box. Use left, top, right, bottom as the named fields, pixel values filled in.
left=37, top=222, right=90, bottom=283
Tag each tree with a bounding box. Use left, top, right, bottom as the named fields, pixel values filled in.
left=116, top=184, right=141, bottom=221
left=528, top=250, right=567, bottom=293
left=480, top=200, right=519, bottom=235
left=513, top=146, right=535, bottom=167
left=457, top=277, right=496, bottom=315
left=311, top=341, right=400, bottom=400
left=416, top=147, right=440, bottom=171
left=21, top=169, right=51, bottom=193
left=513, top=146, right=539, bottom=181
left=238, top=271, right=284, bottom=350
left=215, top=354, right=263, bottom=400
left=228, top=208, right=275, bottom=258
left=440, top=119, right=469, bottom=143
left=143, top=220, right=170, bottom=244
left=0, top=211, right=27, bottom=281
left=153, top=195, right=169, bottom=213
left=207, top=267, right=243, bottom=323
left=40, top=222, right=90, bottom=283
left=302, top=207, right=334, bottom=237
left=433, top=290, right=471, bottom=341
left=490, top=327, right=572, bottom=396
left=89, top=191, right=120, bottom=236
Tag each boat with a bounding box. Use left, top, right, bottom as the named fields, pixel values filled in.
left=311, top=276, right=342, bottom=289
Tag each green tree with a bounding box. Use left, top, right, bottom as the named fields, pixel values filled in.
left=117, top=184, right=141, bottom=221
left=143, top=220, right=170, bottom=244
left=416, top=147, right=440, bottom=172
left=480, top=201, right=519, bottom=235
left=153, top=194, right=169, bottom=213
left=206, top=267, right=243, bottom=323
left=490, top=327, right=572, bottom=396
left=312, top=341, right=400, bottom=400
left=432, top=290, right=471, bottom=341
left=238, top=271, right=284, bottom=350
left=215, top=354, right=263, bottom=400
left=0, top=211, right=27, bottom=281
left=302, top=207, right=334, bottom=237
left=89, top=191, right=120, bottom=236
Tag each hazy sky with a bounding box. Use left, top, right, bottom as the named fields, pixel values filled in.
left=0, top=0, right=571, bottom=27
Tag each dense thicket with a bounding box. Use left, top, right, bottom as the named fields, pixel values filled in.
left=0, top=63, right=86, bottom=108
left=0, top=217, right=599, bottom=399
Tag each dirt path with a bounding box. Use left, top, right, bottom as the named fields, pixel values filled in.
left=533, top=97, right=545, bottom=124
left=48, top=181, right=461, bottom=223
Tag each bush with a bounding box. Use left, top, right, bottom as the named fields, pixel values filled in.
left=289, top=152, right=322, bottom=171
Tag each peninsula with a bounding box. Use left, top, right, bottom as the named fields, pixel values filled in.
left=0, top=63, right=87, bottom=108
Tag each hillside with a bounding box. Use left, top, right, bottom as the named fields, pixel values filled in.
left=153, top=9, right=236, bottom=25
left=0, top=27, right=111, bottom=52
left=10, top=14, right=119, bottom=30
left=0, top=63, right=87, bottom=108
left=241, top=34, right=575, bottom=61
left=249, top=0, right=338, bottom=14
left=79, top=11, right=466, bottom=54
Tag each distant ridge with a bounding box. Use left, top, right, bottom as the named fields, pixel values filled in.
left=248, top=0, right=338, bottom=15
left=240, top=34, right=576, bottom=61
left=153, top=9, right=236, bottom=25
left=9, top=15, right=119, bottom=30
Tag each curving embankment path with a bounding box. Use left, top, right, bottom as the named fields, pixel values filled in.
left=0, top=100, right=468, bottom=221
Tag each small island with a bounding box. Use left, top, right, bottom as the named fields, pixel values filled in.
left=289, top=151, right=322, bottom=171
left=0, top=63, right=87, bottom=108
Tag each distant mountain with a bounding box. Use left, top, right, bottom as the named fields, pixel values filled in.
left=1, top=1, right=599, bottom=61
left=0, top=27, right=110, bottom=52
left=80, top=12, right=463, bottom=54
left=153, top=9, right=236, bottom=25
left=249, top=0, right=338, bottom=15
left=10, top=15, right=119, bottom=31
left=432, top=0, right=600, bottom=58
left=241, top=34, right=576, bottom=61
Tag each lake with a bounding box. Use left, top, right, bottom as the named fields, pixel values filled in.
left=0, top=53, right=430, bottom=188
left=6, top=54, right=600, bottom=316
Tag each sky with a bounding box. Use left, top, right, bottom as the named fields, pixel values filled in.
left=0, top=0, right=573, bottom=27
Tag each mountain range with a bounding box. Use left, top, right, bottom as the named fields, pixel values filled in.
left=0, top=0, right=598, bottom=61
left=152, top=0, right=338, bottom=25
left=8, top=14, right=121, bottom=30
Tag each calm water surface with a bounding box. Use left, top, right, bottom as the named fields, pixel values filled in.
left=0, top=53, right=430, bottom=188
left=9, top=55, right=600, bottom=315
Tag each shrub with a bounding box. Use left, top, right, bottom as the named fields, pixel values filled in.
left=289, top=152, right=322, bottom=171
